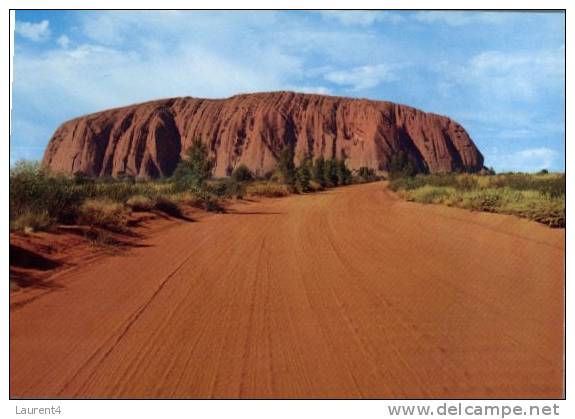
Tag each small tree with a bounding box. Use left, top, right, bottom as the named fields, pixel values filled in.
left=231, top=164, right=254, bottom=182
left=480, top=166, right=496, bottom=176
left=323, top=159, right=339, bottom=187
left=276, top=146, right=296, bottom=185
left=73, top=171, right=94, bottom=185
left=388, top=151, right=418, bottom=179
left=312, top=157, right=327, bottom=187
left=172, top=140, right=213, bottom=190
left=357, top=166, right=377, bottom=182
left=295, top=159, right=312, bottom=193
left=336, top=159, right=352, bottom=185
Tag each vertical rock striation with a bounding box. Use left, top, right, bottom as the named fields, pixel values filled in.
left=42, top=91, right=484, bottom=177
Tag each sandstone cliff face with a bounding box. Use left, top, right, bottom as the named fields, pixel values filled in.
left=42, top=92, right=484, bottom=177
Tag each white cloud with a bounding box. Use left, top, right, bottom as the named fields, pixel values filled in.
left=80, top=11, right=281, bottom=46
left=469, top=49, right=564, bottom=99
left=414, top=12, right=506, bottom=26
left=441, top=47, right=564, bottom=103
left=488, top=147, right=559, bottom=172
left=11, top=11, right=565, bottom=171
left=13, top=11, right=395, bottom=120
left=57, top=35, right=70, bottom=48
left=324, top=64, right=397, bottom=90
left=287, top=85, right=332, bottom=95
left=15, top=20, right=51, bottom=42
left=492, top=129, right=533, bottom=140
left=272, top=29, right=390, bottom=65
left=80, top=11, right=182, bottom=45
left=319, top=11, right=403, bottom=26
left=14, top=41, right=299, bottom=117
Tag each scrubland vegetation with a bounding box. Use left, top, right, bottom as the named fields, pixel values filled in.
left=11, top=140, right=564, bottom=232
left=390, top=171, right=565, bottom=228
left=10, top=141, right=378, bottom=233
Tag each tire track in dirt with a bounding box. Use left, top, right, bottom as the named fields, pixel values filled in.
left=10, top=182, right=564, bottom=398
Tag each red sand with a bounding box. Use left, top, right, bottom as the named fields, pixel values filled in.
left=10, top=182, right=564, bottom=398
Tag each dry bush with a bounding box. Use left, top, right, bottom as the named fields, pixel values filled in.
left=77, top=199, right=127, bottom=230
left=10, top=211, right=54, bottom=233
left=246, top=181, right=293, bottom=198
left=126, top=195, right=154, bottom=212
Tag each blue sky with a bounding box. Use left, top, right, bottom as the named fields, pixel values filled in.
left=11, top=10, right=565, bottom=172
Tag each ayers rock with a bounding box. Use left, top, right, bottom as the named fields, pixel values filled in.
left=42, top=91, right=484, bottom=178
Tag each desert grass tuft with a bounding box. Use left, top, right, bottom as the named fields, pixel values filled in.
left=174, top=190, right=225, bottom=212
left=391, top=173, right=565, bottom=228
left=77, top=199, right=128, bottom=230
left=10, top=211, right=55, bottom=233
left=246, top=181, right=293, bottom=198
left=126, top=195, right=154, bottom=212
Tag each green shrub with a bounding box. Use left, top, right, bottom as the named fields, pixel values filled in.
left=10, top=151, right=365, bottom=233
left=295, top=160, right=312, bottom=193
left=488, top=173, right=565, bottom=197
left=231, top=165, right=254, bottom=182
left=73, top=171, right=94, bottom=185
left=323, top=159, right=339, bottom=187
left=312, top=157, right=327, bottom=187
left=275, top=146, right=296, bottom=185
left=172, top=140, right=213, bottom=190
left=207, top=178, right=245, bottom=199
left=336, top=160, right=352, bottom=185
left=10, top=160, right=84, bottom=225
left=92, top=181, right=134, bottom=202
left=389, top=176, right=421, bottom=191
left=456, top=175, right=479, bottom=191
left=481, top=166, right=496, bottom=175
left=392, top=173, right=565, bottom=228
left=388, top=151, right=420, bottom=179
left=391, top=173, right=480, bottom=192
left=356, top=166, right=378, bottom=183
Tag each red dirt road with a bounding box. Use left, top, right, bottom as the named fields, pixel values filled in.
left=10, top=182, right=564, bottom=399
